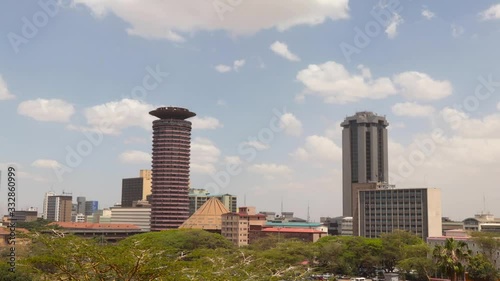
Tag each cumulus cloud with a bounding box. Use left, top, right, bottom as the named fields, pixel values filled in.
left=392, top=102, right=435, bottom=117
left=31, top=159, right=61, bottom=169
left=82, top=98, right=154, bottom=135
left=385, top=13, right=403, bottom=39
left=190, top=137, right=220, bottom=175
left=440, top=107, right=500, bottom=138
left=0, top=75, right=15, bottom=100
left=421, top=8, right=435, bottom=20
left=270, top=41, right=300, bottom=61
left=18, top=98, right=75, bottom=122
left=296, top=61, right=397, bottom=104
left=215, top=59, right=246, bottom=73
left=248, top=163, right=292, bottom=179
left=393, top=71, right=452, bottom=101
left=479, top=4, right=500, bottom=20
left=279, top=113, right=303, bottom=136
left=242, top=140, right=270, bottom=151
left=73, top=0, right=349, bottom=41
left=191, top=116, right=223, bottom=130
left=224, top=156, right=242, bottom=165
left=451, top=24, right=464, bottom=38
left=119, top=150, right=151, bottom=164
left=291, top=135, right=342, bottom=162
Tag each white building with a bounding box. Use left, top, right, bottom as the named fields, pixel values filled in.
left=111, top=207, right=150, bottom=232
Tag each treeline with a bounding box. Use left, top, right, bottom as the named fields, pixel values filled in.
left=0, top=229, right=499, bottom=281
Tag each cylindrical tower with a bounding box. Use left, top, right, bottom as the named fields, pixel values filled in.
left=149, top=106, right=196, bottom=231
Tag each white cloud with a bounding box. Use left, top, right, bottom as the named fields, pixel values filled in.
left=31, top=159, right=61, bottom=169
left=216, top=99, right=227, bottom=106
left=233, top=59, right=246, bottom=71
left=480, top=4, right=500, bottom=20
left=224, top=156, right=242, bottom=165
left=243, top=140, right=270, bottom=151
left=385, top=13, right=403, bottom=39
left=497, top=102, right=500, bottom=111
left=119, top=150, right=151, bottom=164
left=124, top=137, right=148, bottom=144
left=279, top=113, right=303, bottom=136
left=73, top=0, right=349, bottom=41
left=18, top=98, right=75, bottom=123
left=440, top=107, right=500, bottom=138
left=0, top=75, right=15, bottom=100
left=215, top=59, right=246, bottom=73
left=393, top=71, right=452, bottom=101
left=296, top=61, right=397, bottom=104
left=451, top=24, right=464, bottom=38
left=392, top=102, right=435, bottom=117
left=248, top=163, right=292, bottom=179
left=82, top=98, right=154, bottom=135
left=270, top=41, right=300, bottom=61
left=421, top=8, right=435, bottom=20
left=291, top=135, right=341, bottom=162
left=215, top=64, right=232, bottom=73
left=191, top=138, right=220, bottom=174
left=191, top=116, right=223, bottom=130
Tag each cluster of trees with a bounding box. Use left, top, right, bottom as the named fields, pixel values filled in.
left=0, top=228, right=499, bottom=281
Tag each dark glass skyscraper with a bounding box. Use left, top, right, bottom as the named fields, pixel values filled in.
left=341, top=112, right=389, bottom=217
left=149, top=107, right=195, bottom=230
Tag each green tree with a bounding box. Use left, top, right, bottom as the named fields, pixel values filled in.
left=470, top=232, right=500, bottom=263
left=432, top=238, right=471, bottom=281
left=467, top=254, right=499, bottom=281
left=380, top=230, right=424, bottom=273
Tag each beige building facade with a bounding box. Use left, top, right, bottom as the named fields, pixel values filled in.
left=121, top=170, right=152, bottom=207
left=221, top=207, right=266, bottom=246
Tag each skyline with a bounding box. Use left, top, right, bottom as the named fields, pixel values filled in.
left=1, top=1, right=500, bottom=221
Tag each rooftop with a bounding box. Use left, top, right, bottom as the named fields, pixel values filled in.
left=149, top=106, right=196, bottom=120
left=49, top=222, right=141, bottom=230
left=265, top=222, right=322, bottom=228
left=262, top=228, right=326, bottom=234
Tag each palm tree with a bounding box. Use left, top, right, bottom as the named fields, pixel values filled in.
left=432, top=238, right=472, bottom=281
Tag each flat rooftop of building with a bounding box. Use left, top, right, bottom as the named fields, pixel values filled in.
left=262, top=228, right=326, bottom=234
left=49, top=222, right=141, bottom=230
left=265, top=222, right=322, bottom=228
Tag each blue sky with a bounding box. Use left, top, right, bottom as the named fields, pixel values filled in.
left=1, top=0, right=500, bottom=221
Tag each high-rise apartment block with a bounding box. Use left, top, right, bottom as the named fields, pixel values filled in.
left=188, top=188, right=237, bottom=216
left=357, top=188, right=442, bottom=239
left=121, top=170, right=152, bottom=207
left=149, top=107, right=195, bottom=230
left=341, top=112, right=388, bottom=216
left=46, top=195, right=72, bottom=222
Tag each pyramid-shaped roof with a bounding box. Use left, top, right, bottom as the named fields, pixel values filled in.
left=179, top=197, right=229, bottom=230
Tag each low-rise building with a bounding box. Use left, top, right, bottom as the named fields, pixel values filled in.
left=180, top=197, right=229, bottom=233
left=110, top=206, right=150, bottom=232
left=463, top=213, right=500, bottom=233
left=221, top=207, right=266, bottom=246
left=189, top=188, right=237, bottom=215
left=259, top=228, right=328, bottom=242
left=47, top=222, right=142, bottom=242
left=321, top=216, right=353, bottom=235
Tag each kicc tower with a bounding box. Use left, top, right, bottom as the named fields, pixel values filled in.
left=149, top=106, right=195, bottom=230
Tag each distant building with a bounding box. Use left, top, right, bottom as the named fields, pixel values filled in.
left=221, top=207, right=267, bottom=247
left=341, top=112, right=389, bottom=216
left=77, top=196, right=86, bottom=214
left=259, top=228, right=328, bottom=243
left=11, top=210, right=38, bottom=223
left=188, top=188, right=237, bottom=215
left=111, top=206, right=151, bottom=232
left=87, top=209, right=112, bottom=223
left=46, top=195, right=72, bottom=222
left=85, top=201, right=99, bottom=216
left=357, top=188, right=442, bottom=239
left=47, top=222, right=142, bottom=242
left=73, top=213, right=86, bottom=223
left=180, top=197, right=229, bottom=233
left=320, top=216, right=353, bottom=236
left=42, top=191, right=56, bottom=219
left=442, top=217, right=464, bottom=235
left=121, top=170, right=152, bottom=207
left=463, top=213, right=500, bottom=233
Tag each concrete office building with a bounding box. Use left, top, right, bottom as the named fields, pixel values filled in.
left=46, top=195, right=72, bottom=222
left=149, top=107, right=195, bottom=230
left=77, top=196, right=86, bottom=214
left=110, top=206, right=151, bottom=232
left=188, top=188, right=237, bottom=216
left=42, top=191, right=56, bottom=219
left=121, top=170, right=152, bottom=207
left=341, top=112, right=389, bottom=216
left=221, top=207, right=267, bottom=247
left=357, top=188, right=442, bottom=239
left=320, top=216, right=353, bottom=236
left=463, top=213, right=500, bottom=233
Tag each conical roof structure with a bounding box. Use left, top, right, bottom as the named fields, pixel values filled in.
left=179, top=197, right=229, bottom=231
